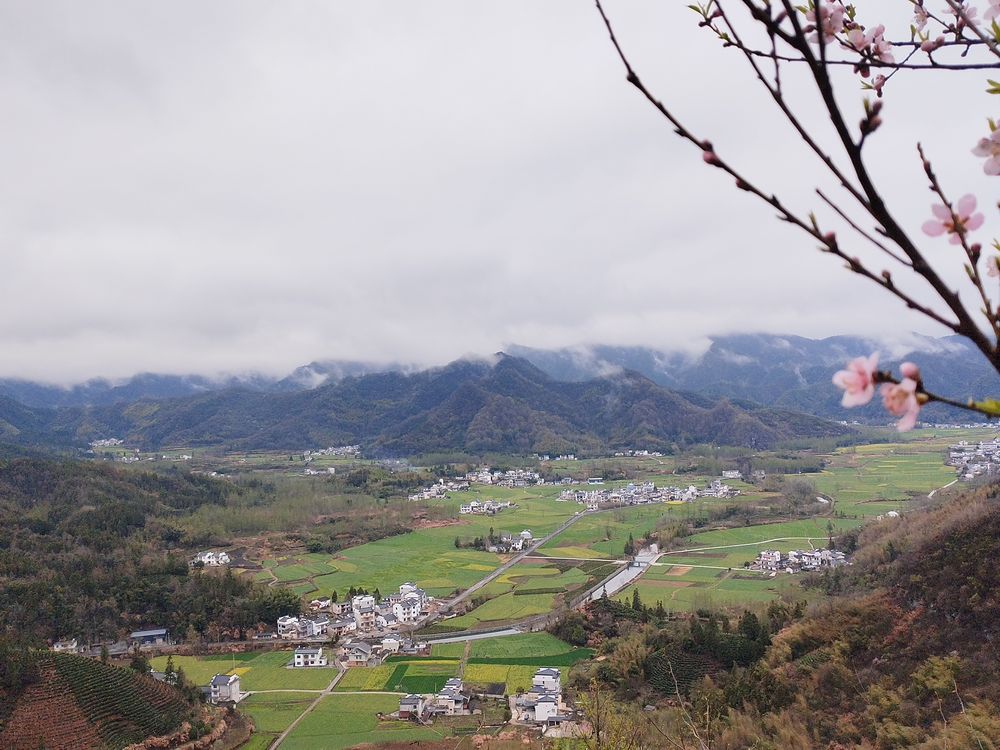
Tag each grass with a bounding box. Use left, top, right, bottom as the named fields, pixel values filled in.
left=239, top=692, right=316, bottom=749
left=150, top=651, right=336, bottom=692
left=268, top=492, right=581, bottom=598
left=468, top=632, right=576, bottom=659
left=280, top=693, right=455, bottom=750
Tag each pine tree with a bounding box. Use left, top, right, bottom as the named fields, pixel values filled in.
left=164, top=654, right=177, bottom=685
left=631, top=587, right=642, bottom=612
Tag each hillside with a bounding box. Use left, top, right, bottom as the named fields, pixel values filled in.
left=656, top=482, right=1000, bottom=747
left=0, top=457, right=299, bottom=646
left=0, top=356, right=849, bottom=453
left=510, top=333, right=1000, bottom=423
left=0, top=652, right=196, bottom=750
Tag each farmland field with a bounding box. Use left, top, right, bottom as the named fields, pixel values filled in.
left=150, top=651, right=336, bottom=691
left=239, top=692, right=317, bottom=750
left=435, top=559, right=618, bottom=632
left=262, top=492, right=580, bottom=598
left=280, top=693, right=454, bottom=750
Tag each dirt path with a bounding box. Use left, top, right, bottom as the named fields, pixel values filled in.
left=456, top=640, right=472, bottom=680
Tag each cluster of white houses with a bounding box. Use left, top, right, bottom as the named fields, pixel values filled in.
left=409, top=467, right=546, bottom=501
left=190, top=550, right=231, bottom=567
left=458, top=499, right=514, bottom=515
left=303, top=445, right=360, bottom=459
left=396, top=667, right=573, bottom=730
left=559, top=479, right=740, bottom=509
left=752, top=548, right=848, bottom=573
left=276, top=583, right=432, bottom=640
left=947, top=439, right=1000, bottom=480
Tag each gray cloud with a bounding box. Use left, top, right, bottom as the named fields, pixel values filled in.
left=1, top=1, right=995, bottom=383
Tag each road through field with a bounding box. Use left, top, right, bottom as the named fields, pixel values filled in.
left=438, top=511, right=590, bottom=612
left=269, top=665, right=345, bottom=749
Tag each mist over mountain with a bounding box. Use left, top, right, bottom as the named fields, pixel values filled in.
left=509, top=333, right=1000, bottom=423
left=0, top=355, right=847, bottom=454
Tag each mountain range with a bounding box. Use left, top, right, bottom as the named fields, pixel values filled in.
left=0, top=355, right=847, bottom=454
left=3, top=333, right=994, bottom=421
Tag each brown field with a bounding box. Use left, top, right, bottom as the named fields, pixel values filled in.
left=665, top=565, right=693, bottom=576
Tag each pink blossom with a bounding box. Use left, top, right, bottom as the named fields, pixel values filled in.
left=913, top=5, right=929, bottom=30
left=872, top=74, right=886, bottom=96
left=972, top=126, right=1000, bottom=176
left=987, top=0, right=1000, bottom=20
left=921, top=194, right=985, bottom=244
left=948, top=2, right=979, bottom=22
left=921, top=35, right=946, bottom=52
left=806, top=1, right=846, bottom=45
left=832, top=352, right=879, bottom=407
left=845, top=24, right=894, bottom=64
left=987, top=256, right=1000, bottom=277
left=880, top=379, right=921, bottom=432
left=899, top=361, right=921, bottom=380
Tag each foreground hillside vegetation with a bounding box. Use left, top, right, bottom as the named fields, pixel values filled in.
left=567, top=481, right=1000, bottom=748
left=0, top=651, right=201, bottom=750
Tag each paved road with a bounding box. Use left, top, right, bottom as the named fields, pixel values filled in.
left=269, top=665, right=345, bottom=749
left=928, top=479, right=958, bottom=498
left=438, top=511, right=590, bottom=612
left=588, top=549, right=660, bottom=601
left=425, top=628, right=523, bottom=644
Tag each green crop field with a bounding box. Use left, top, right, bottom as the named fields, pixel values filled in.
left=239, top=692, right=317, bottom=749
left=150, top=650, right=336, bottom=691
left=468, top=632, right=574, bottom=658
left=280, top=693, right=457, bottom=750
left=260, top=492, right=580, bottom=599
left=615, top=563, right=803, bottom=613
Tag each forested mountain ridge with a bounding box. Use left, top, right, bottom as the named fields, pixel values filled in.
left=0, top=356, right=848, bottom=453
left=510, top=333, right=1000, bottom=422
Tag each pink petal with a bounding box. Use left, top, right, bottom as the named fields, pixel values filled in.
left=922, top=220, right=945, bottom=236
left=966, top=212, right=985, bottom=231
left=896, top=404, right=919, bottom=432
left=842, top=387, right=874, bottom=408
left=986, top=156, right=1000, bottom=176
left=931, top=203, right=952, bottom=220
left=973, top=138, right=993, bottom=156
left=956, top=194, right=978, bottom=217
left=949, top=233, right=963, bottom=245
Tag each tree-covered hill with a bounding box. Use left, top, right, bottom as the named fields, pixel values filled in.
left=0, top=355, right=850, bottom=453
left=0, top=458, right=298, bottom=646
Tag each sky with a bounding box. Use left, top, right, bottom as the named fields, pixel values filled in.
left=1, top=2, right=996, bottom=383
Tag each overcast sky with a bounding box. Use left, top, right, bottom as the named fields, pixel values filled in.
left=1, top=2, right=995, bottom=383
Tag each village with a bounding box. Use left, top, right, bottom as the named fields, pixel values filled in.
left=559, top=478, right=740, bottom=509
left=750, top=547, right=849, bottom=574
left=947, top=438, right=1000, bottom=481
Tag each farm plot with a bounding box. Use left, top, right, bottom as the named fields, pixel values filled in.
left=334, top=659, right=461, bottom=694
left=238, top=692, right=316, bottom=750
left=293, top=495, right=579, bottom=598
left=435, top=559, right=619, bottom=632
left=150, top=651, right=336, bottom=692
left=615, top=563, right=801, bottom=613
left=280, top=693, right=453, bottom=750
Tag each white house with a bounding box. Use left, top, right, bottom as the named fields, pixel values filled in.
left=293, top=647, right=328, bottom=667
left=431, top=678, right=469, bottom=715
left=520, top=529, right=534, bottom=541
left=51, top=638, right=79, bottom=653
left=209, top=674, right=242, bottom=703
left=532, top=668, right=561, bottom=692
left=399, top=694, right=425, bottom=720
left=277, top=616, right=300, bottom=638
